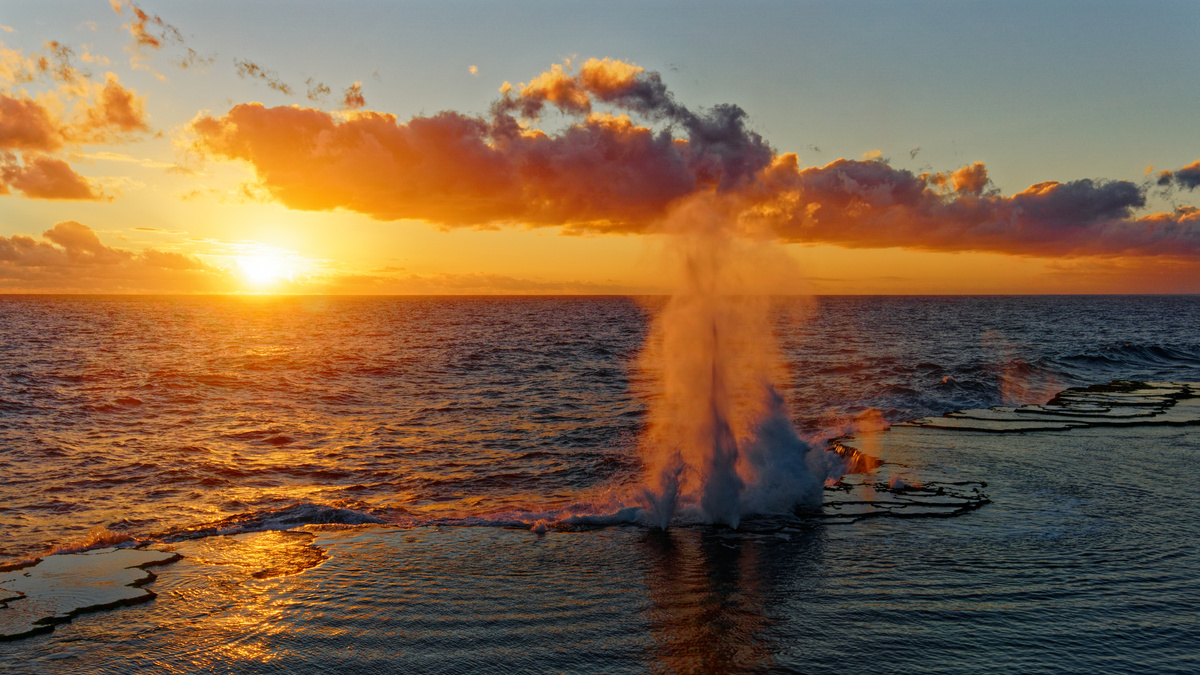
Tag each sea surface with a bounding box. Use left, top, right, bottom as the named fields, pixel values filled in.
left=2, top=295, right=1199, bottom=672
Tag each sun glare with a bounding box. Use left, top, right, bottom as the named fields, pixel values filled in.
left=238, top=255, right=290, bottom=286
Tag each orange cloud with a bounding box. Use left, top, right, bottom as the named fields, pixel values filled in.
left=1, top=74, right=148, bottom=149
left=0, top=94, right=63, bottom=151
left=500, top=57, right=651, bottom=119
left=1, top=154, right=103, bottom=200
left=0, top=18, right=158, bottom=206
left=189, top=59, right=1200, bottom=262
left=578, top=57, right=644, bottom=95
left=189, top=103, right=698, bottom=229
left=41, top=220, right=127, bottom=262
left=0, top=221, right=227, bottom=292
left=0, top=46, right=40, bottom=84
left=949, top=161, right=989, bottom=195
left=1, top=41, right=87, bottom=86
left=74, top=72, right=150, bottom=140
left=110, top=0, right=182, bottom=54
left=342, top=82, right=364, bottom=110
left=514, top=62, right=591, bottom=115
left=43, top=41, right=88, bottom=85
left=188, top=61, right=778, bottom=228
left=110, top=1, right=209, bottom=75
left=0, top=73, right=148, bottom=199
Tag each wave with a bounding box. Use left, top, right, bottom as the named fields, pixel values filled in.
left=154, top=502, right=388, bottom=543
left=1054, top=342, right=1200, bottom=372
left=46, top=525, right=135, bottom=555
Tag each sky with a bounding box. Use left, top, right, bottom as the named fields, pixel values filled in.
left=2, top=0, right=1199, bottom=294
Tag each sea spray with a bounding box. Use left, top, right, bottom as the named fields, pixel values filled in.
left=638, top=196, right=832, bottom=528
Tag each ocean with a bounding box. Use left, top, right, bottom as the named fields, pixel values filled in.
left=2, top=295, right=1199, bottom=672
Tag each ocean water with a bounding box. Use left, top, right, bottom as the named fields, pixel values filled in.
left=2, top=295, right=1199, bottom=672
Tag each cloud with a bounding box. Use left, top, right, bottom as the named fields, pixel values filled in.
left=949, top=161, right=989, bottom=194
left=1, top=73, right=148, bottom=148
left=187, top=58, right=1200, bottom=261
left=489, top=58, right=775, bottom=191
left=41, top=220, right=126, bottom=261
left=305, top=77, right=330, bottom=102
left=498, top=58, right=647, bottom=117
left=0, top=73, right=149, bottom=199
left=1, top=41, right=87, bottom=86
left=110, top=0, right=183, bottom=54
left=1, top=153, right=104, bottom=199
left=74, top=72, right=151, bottom=140
left=342, top=82, right=364, bottom=109
left=0, top=46, right=39, bottom=85
left=41, top=41, right=89, bottom=85
left=110, top=1, right=209, bottom=74
left=0, top=220, right=230, bottom=292
left=925, top=161, right=990, bottom=194
left=188, top=59, right=774, bottom=230
left=0, top=94, right=63, bottom=151
left=174, top=48, right=214, bottom=70
left=189, top=103, right=698, bottom=229
left=750, top=156, right=1200, bottom=258
left=234, top=58, right=293, bottom=95
left=1157, top=159, right=1200, bottom=191
left=73, top=151, right=173, bottom=168
left=79, top=46, right=111, bottom=67
left=0, top=16, right=158, bottom=206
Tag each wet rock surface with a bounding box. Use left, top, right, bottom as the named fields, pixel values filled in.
left=0, top=548, right=180, bottom=641
left=820, top=479, right=991, bottom=522
left=902, top=381, right=1200, bottom=432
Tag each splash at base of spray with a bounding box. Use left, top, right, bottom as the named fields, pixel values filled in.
left=635, top=196, right=840, bottom=529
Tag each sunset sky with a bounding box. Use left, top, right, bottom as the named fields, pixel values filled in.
left=2, top=0, right=1198, bottom=294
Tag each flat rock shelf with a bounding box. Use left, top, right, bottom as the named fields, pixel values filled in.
left=900, top=381, right=1200, bottom=433
left=0, top=548, right=180, bottom=641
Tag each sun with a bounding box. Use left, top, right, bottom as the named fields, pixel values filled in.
left=237, top=255, right=291, bottom=286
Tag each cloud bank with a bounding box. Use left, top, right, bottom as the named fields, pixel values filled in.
left=189, top=58, right=1200, bottom=260
left=0, top=221, right=227, bottom=292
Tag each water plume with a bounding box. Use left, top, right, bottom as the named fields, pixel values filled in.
left=638, top=195, right=833, bottom=528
